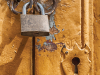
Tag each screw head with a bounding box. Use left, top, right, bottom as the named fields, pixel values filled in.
left=65, top=51, right=68, bottom=54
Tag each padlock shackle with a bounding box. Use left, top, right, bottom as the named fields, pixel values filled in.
left=23, top=2, right=45, bottom=15
left=37, top=2, right=45, bottom=15
left=22, top=2, right=30, bottom=15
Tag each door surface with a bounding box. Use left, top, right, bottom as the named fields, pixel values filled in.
left=0, top=0, right=99, bottom=75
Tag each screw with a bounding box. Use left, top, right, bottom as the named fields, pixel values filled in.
left=65, top=51, right=68, bottom=54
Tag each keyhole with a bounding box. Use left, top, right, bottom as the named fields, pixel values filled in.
left=72, top=57, right=80, bottom=74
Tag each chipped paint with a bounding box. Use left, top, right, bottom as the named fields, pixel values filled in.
left=36, top=44, right=41, bottom=52
left=37, top=38, right=40, bottom=42
left=49, top=26, right=59, bottom=35
left=45, top=12, right=60, bottom=42
left=35, top=0, right=60, bottom=52
left=62, top=29, right=64, bottom=31
left=38, top=0, right=60, bottom=42
left=36, top=40, right=65, bottom=52
left=36, top=40, right=57, bottom=52
left=39, top=54, right=41, bottom=56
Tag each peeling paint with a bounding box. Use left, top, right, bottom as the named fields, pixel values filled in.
left=62, top=29, right=64, bottom=31
left=38, top=0, right=60, bottom=42
left=49, top=26, right=59, bottom=35
left=37, top=38, right=40, bottom=42
left=39, top=54, right=41, bottom=56
left=36, top=40, right=65, bottom=52
left=36, top=40, right=57, bottom=52
left=45, top=12, right=60, bottom=42
left=36, top=44, right=41, bottom=52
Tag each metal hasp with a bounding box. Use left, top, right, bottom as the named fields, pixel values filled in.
left=20, top=2, right=49, bottom=36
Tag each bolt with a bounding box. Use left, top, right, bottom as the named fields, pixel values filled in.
left=65, top=51, right=68, bottom=54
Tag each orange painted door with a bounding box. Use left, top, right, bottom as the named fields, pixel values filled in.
left=0, top=0, right=100, bottom=75
left=35, top=0, right=94, bottom=75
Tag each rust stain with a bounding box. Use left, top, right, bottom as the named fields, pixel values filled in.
left=49, top=26, right=59, bottom=35
left=36, top=40, right=65, bottom=52
left=36, top=40, right=57, bottom=52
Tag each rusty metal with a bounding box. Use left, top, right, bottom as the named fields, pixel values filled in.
left=10, top=1, right=22, bottom=14
left=21, top=2, right=49, bottom=36
left=7, top=0, right=33, bottom=14
left=7, top=0, right=22, bottom=14
left=29, top=0, right=33, bottom=8
left=33, top=0, right=57, bottom=15
left=6, top=0, right=20, bottom=8
left=45, top=0, right=57, bottom=15
left=33, top=0, right=40, bottom=12
left=7, top=0, right=56, bottom=15
left=36, top=40, right=66, bottom=52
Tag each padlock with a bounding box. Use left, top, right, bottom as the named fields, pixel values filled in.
left=20, top=2, right=49, bottom=36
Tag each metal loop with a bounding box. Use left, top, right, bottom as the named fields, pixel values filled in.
left=11, top=1, right=22, bottom=14
left=23, top=2, right=45, bottom=15
left=22, top=2, right=30, bottom=14
left=37, top=2, right=45, bottom=15
left=8, top=0, right=56, bottom=15
left=45, top=0, right=56, bottom=15
left=29, top=0, right=33, bottom=8
left=33, top=0, right=40, bottom=12
left=9, top=0, right=33, bottom=15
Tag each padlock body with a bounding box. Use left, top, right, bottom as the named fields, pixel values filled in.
left=20, top=14, right=49, bottom=36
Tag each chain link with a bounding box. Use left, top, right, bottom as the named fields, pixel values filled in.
left=6, top=0, right=57, bottom=15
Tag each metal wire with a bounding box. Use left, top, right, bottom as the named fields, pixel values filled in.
left=45, top=0, right=56, bottom=15
left=29, top=0, right=33, bottom=8
left=11, top=1, right=22, bottom=14
left=33, top=0, right=40, bottom=12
